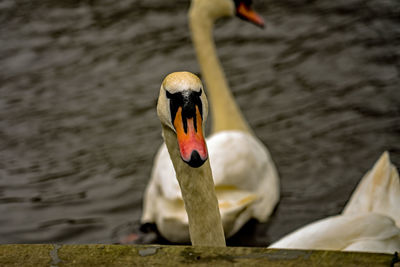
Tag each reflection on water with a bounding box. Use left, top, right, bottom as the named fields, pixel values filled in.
left=0, top=0, right=399, bottom=245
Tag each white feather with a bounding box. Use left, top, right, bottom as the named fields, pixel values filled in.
left=269, top=152, right=400, bottom=253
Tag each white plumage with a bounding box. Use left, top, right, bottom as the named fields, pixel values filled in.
left=269, top=152, right=400, bottom=253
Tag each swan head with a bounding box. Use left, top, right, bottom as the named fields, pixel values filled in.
left=157, top=72, right=209, bottom=168
left=190, top=0, right=265, bottom=28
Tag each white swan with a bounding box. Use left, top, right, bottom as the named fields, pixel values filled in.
left=154, top=71, right=225, bottom=246
left=269, top=151, right=400, bottom=253
left=142, top=0, right=279, bottom=241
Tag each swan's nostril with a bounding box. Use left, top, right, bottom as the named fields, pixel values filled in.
left=185, top=150, right=206, bottom=168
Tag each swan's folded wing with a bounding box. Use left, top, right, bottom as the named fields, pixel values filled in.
left=151, top=144, right=183, bottom=199
left=208, top=131, right=280, bottom=222
left=141, top=144, right=189, bottom=242
left=269, top=213, right=400, bottom=253
left=216, top=185, right=258, bottom=237
left=152, top=196, right=190, bottom=243
left=141, top=144, right=181, bottom=224
left=343, top=237, right=400, bottom=254
left=343, top=151, right=400, bottom=226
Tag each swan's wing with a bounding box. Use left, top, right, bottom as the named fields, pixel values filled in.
left=141, top=144, right=181, bottom=223
left=208, top=131, right=280, bottom=222
left=343, top=151, right=400, bottom=226
left=215, top=185, right=258, bottom=237
left=269, top=213, right=400, bottom=253
left=151, top=195, right=190, bottom=243
left=151, top=144, right=182, bottom=199
left=141, top=144, right=190, bottom=242
left=343, top=238, right=400, bottom=254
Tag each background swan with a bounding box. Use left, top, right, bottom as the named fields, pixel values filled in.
left=141, top=0, right=280, bottom=242
left=269, top=152, right=400, bottom=253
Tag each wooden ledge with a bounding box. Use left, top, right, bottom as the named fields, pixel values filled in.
left=0, top=244, right=398, bottom=266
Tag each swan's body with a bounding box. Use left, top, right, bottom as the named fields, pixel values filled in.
left=144, top=131, right=278, bottom=242
left=142, top=0, right=279, bottom=242
left=269, top=152, right=400, bottom=253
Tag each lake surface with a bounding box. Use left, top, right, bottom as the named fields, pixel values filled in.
left=0, top=0, right=399, bottom=245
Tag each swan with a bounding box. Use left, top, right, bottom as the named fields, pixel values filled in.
left=269, top=151, right=400, bottom=253
left=141, top=0, right=279, bottom=243
left=154, top=71, right=225, bottom=246
left=147, top=72, right=399, bottom=253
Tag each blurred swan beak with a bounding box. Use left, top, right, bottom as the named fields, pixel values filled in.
left=236, top=2, right=265, bottom=28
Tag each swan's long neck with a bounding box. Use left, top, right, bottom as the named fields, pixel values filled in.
left=162, top=125, right=226, bottom=247
left=189, top=7, right=251, bottom=134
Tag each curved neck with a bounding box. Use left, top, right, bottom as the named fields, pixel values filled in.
left=162, top=125, right=226, bottom=247
left=189, top=7, right=251, bottom=134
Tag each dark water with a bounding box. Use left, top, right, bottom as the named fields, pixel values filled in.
left=0, top=0, right=399, bottom=245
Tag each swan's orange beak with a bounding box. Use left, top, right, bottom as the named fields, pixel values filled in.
left=236, top=2, right=265, bottom=28
left=173, top=106, right=208, bottom=168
